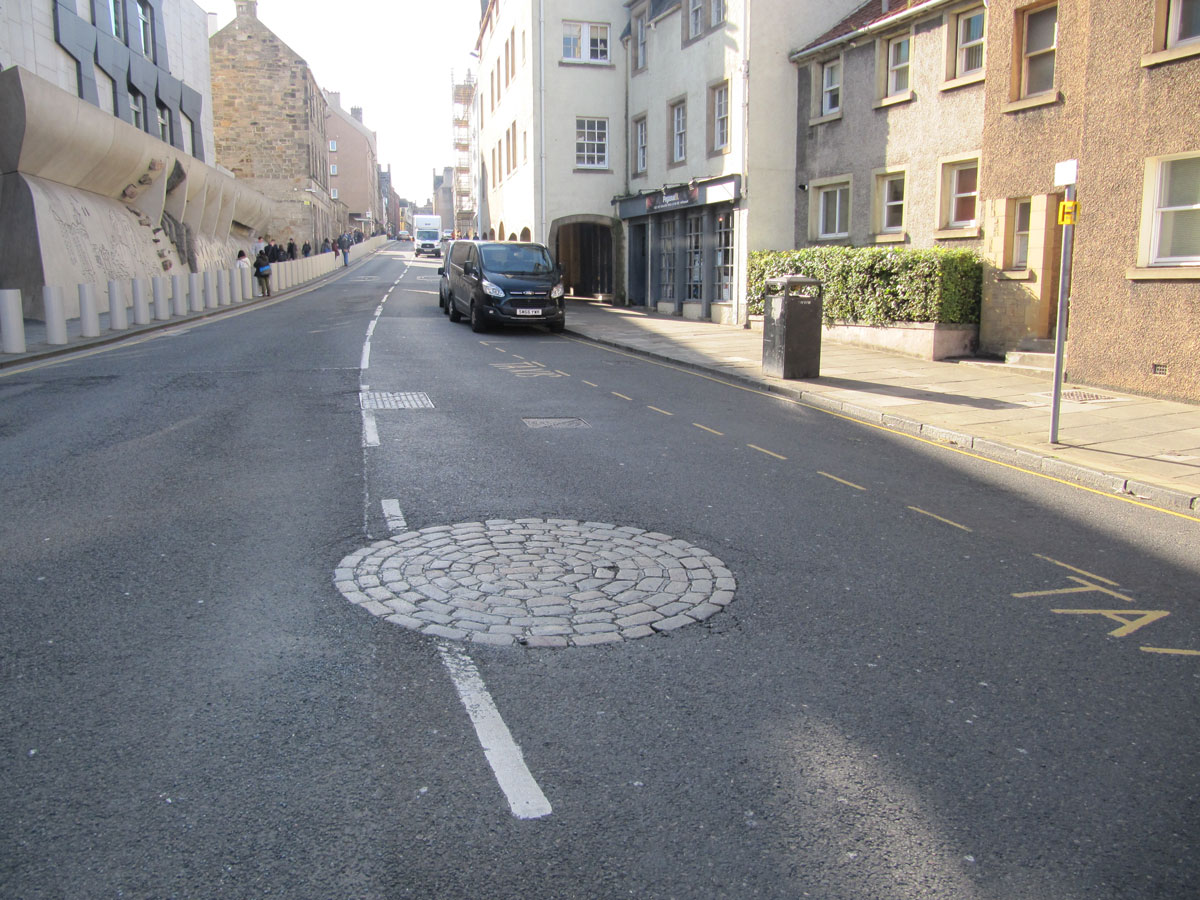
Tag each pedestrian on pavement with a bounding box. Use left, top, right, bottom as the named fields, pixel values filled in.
left=286, top=239, right=297, bottom=260
left=302, top=241, right=311, bottom=258
left=253, top=251, right=272, bottom=297
left=322, top=237, right=332, bottom=254
left=340, top=234, right=351, bottom=267
left=236, top=249, right=250, bottom=270
left=253, top=236, right=265, bottom=255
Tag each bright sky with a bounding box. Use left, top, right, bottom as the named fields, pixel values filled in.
left=208, top=0, right=482, bottom=204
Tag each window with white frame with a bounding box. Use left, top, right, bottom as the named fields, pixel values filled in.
left=659, top=219, right=676, bottom=301
left=156, top=104, right=171, bottom=143
left=331, top=188, right=339, bottom=199
left=946, top=160, right=979, bottom=227
left=671, top=101, right=687, bottom=163
left=563, top=21, right=609, bottom=62
left=1021, top=4, right=1057, bottom=97
left=821, top=59, right=842, bottom=115
left=955, top=7, right=986, bottom=76
left=887, top=35, right=910, bottom=95
left=575, top=117, right=608, bottom=168
left=1011, top=198, right=1032, bottom=268
left=711, top=82, right=730, bottom=152
left=711, top=0, right=726, bottom=27
left=688, top=0, right=704, bottom=39
left=817, top=182, right=850, bottom=239
left=878, top=173, right=906, bottom=233
left=137, top=1, right=153, bottom=59
left=1169, top=0, right=1200, bottom=46
left=635, top=14, right=647, bottom=69
left=329, top=140, right=337, bottom=152
left=109, top=0, right=125, bottom=40
left=128, top=89, right=144, bottom=129
left=633, top=117, right=647, bottom=174
left=1149, top=154, right=1200, bottom=264
left=330, top=164, right=338, bottom=176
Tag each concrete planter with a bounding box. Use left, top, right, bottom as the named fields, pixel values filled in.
left=709, top=302, right=735, bottom=325
left=682, top=302, right=704, bottom=320
left=823, top=321, right=978, bottom=360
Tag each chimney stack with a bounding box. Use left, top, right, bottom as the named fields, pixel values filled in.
left=351, top=107, right=363, bottom=122
left=235, top=1, right=258, bottom=19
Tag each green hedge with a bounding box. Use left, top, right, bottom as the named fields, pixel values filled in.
left=746, top=247, right=982, bottom=325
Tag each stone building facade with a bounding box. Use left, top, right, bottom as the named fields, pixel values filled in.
left=325, top=93, right=380, bottom=236
left=208, top=0, right=336, bottom=249
left=979, top=0, right=1199, bottom=402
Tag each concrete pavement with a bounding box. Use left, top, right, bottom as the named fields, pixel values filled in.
left=561, top=299, right=1200, bottom=519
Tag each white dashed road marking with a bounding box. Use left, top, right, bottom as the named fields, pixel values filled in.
left=381, top=498, right=408, bottom=533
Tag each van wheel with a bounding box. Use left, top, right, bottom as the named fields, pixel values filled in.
left=549, top=321, right=565, bottom=333
left=448, top=298, right=462, bottom=322
left=470, top=303, right=488, bottom=333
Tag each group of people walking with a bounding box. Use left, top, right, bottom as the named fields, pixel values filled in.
left=235, top=230, right=366, bottom=297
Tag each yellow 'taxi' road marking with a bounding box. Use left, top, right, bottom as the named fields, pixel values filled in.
left=907, top=506, right=972, bottom=532
left=1051, top=609, right=1169, bottom=637
left=818, top=471, right=866, bottom=491
left=1034, top=554, right=1119, bottom=586
left=748, top=444, right=787, bottom=460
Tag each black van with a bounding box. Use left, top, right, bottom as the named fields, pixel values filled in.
left=441, top=241, right=565, bottom=333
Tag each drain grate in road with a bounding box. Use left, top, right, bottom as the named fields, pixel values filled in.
left=523, top=417, right=591, bottom=429
left=361, top=391, right=434, bottom=410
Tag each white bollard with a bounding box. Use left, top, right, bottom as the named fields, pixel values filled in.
left=216, top=270, right=230, bottom=307
left=228, top=269, right=240, bottom=303
left=132, top=279, right=151, bottom=325
left=43, top=286, right=68, bottom=345
left=203, top=271, right=217, bottom=309
left=153, top=276, right=170, bottom=320
left=108, top=279, right=128, bottom=330
left=0, top=289, right=27, bottom=353
left=277, top=261, right=288, bottom=292
left=241, top=267, right=253, bottom=301
left=79, top=284, right=100, bottom=337
left=172, top=274, right=187, bottom=316
left=189, top=272, right=203, bottom=312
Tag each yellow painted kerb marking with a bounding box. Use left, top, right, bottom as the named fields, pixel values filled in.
left=693, top=423, right=723, bottom=436
left=648, top=406, right=673, bottom=416
left=907, top=506, right=972, bottom=532
left=819, top=471, right=866, bottom=491
left=558, top=336, right=1200, bottom=523
left=1033, top=554, right=1119, bottom=586
left=748, top=444, right=787, bottom=460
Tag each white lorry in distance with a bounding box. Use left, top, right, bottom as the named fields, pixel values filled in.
left=413, top=215, right=443, bottom=257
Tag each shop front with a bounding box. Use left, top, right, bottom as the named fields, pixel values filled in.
left=615, top=175, right=742, bottom=322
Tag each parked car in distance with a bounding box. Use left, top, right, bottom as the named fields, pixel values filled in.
left=437, top=241, right=461, bottom=312
left=444, top=240, right=565, bottom=333
left=398, top=231, right=410, bottom=241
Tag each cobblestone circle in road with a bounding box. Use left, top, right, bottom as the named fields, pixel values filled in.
left=333, top=518, right=736, bottom=648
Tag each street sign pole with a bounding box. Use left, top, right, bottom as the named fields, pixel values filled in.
left=1049, top=161, right=1078, bottom=445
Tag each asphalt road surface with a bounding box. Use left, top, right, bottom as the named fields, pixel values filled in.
left=2, top=245, right=1197, bottom=899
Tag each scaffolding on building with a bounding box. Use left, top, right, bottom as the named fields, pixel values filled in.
left=451, top=72, right=476, bottom=237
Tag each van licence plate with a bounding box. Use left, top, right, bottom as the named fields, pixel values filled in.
left=515, top=308, right=542, bottom=316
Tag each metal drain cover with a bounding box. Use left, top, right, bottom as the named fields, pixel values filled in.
left=523, top=417, right=591, bottom=428
left=361, top=391, right=434, bottom=409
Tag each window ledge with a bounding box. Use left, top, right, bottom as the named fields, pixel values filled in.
left=940, top=71, right=985, bottom=92
left=934, top=226, right=981, bottom=240
left=559, top=60, right=617, bottom=69
left=874, top=90, right=914, bottom=109
left=808, top=110, right=842, bottom=126
left=996, top=268, right=1034, bottom=281
left=573, top=167, right=614, bottom=174
left=814, top=234, right=850, bottom=243
left=1126, top=265, right=1200, bottom=280
left=1002, top=91, right=1063, bottom=114
left=872, top=231, right=907, bottom=243
left=1141, top=41, right=1200, bottom=68
left=707, top=145, right=731, bottom=159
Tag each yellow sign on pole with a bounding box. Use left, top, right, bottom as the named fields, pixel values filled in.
left=1058, top=200, right=1078, bottom=226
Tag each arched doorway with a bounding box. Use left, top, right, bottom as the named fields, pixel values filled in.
left=520, top=227, right=532, bottom=242
left=549, top=214, right=619, bottom=299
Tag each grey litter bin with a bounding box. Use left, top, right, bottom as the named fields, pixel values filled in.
left=761, top=275, right=823, bottom=379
